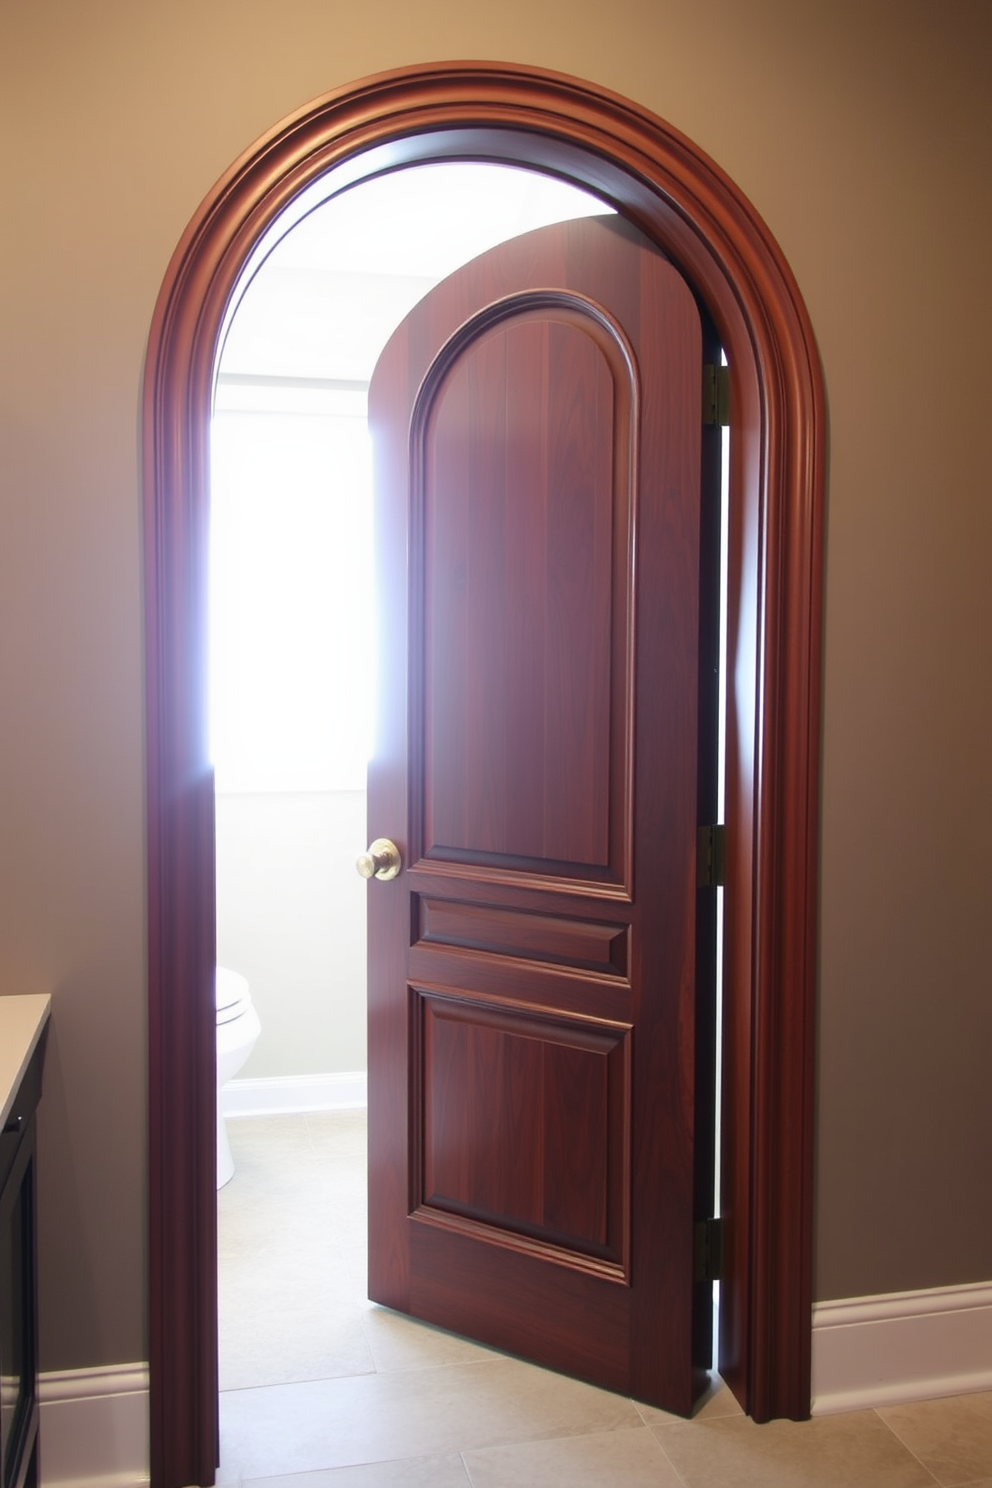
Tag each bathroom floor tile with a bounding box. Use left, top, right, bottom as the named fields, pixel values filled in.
left=877, top=1393, right=992, bottom=1486
left=218, top=1112, right=989, bottom=1488
left=306, top=1109, right=368, bottom=1151
left=220, top=1172, right=334, bottom=1236
left=649, top=1409, right=941, bottom=1488
left=359, top=1303, right=502, bottom=1374
left=462, top=1424, right=684, bottom=1487
left=226, top=1113, right=315, bottom=1161
left=244, top=1453, right=472, bottom=1487
left=218, top=1357, right=641, bottom=1480
left=222, top=1272, right=367, bottom=1323
left=220, top=1298, right=376, bottom=1390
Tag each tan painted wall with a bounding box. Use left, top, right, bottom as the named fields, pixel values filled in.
left=1, top=0, right=989, bottom=1370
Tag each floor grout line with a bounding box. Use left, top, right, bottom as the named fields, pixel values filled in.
left=866, top=1407, right=943, bottom=1486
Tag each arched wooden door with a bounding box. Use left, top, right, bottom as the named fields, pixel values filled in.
left=144, top=63, right=824, bottom=1488
left=366, top=215, right=708, bottom=1414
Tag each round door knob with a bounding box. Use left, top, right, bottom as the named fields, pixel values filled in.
left=356, top=838, right=402, bottom=882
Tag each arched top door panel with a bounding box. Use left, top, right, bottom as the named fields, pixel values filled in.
left=143, top=62, right=823, bottom=1488
left=415, top=298, right=633, bottom=879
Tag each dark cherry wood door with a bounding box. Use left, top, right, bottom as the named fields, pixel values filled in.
left=366, top=214, right=705, bottom=1414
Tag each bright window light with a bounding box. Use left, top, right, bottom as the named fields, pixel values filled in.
left=209, top=395, right=373, bottom=793
left=210, top=162, right=613, bottom=796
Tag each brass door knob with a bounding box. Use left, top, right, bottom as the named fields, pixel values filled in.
left=356, top=838, right=402, bottom=881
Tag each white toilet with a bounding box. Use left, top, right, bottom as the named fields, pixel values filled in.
left=215, top=966, right=261, bottom=1188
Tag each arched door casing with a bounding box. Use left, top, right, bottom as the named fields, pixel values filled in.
left=143, top=62, right=824, bottom=1488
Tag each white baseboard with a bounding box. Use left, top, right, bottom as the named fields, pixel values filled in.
left=39, top=1363, right=149, bottom=1488
left=812, top=1280, right=992, bottom=1414
left=221, top=1069, right=367, bottom=1117
left=34, top=1283, right=990, bottom=1483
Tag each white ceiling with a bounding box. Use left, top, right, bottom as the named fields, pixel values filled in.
left=266, top=161, right=612, bottom=279
left=218, top=162, right=612, bottom=385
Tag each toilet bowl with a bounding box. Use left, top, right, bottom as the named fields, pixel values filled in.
left=216, top=966, right=261, bottom=1188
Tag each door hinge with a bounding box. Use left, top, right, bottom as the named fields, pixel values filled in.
left=694, top=1216, right=725, bottom=1283
left=702, top=363, right=730, bottom=426
left=697, top=824, right=726, bottom=888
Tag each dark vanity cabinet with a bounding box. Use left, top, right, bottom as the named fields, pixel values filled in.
left=0, top=1002, right=49, bottom=1488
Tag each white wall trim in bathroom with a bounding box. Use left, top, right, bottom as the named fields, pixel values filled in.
left=221, top=1069, right=367, bottom=1117
left=39, top=1362, right=149, bottom=1488
left=811, top=1280, right=992, bottom=1414
left=33, top=1284, right=992, bottom=1482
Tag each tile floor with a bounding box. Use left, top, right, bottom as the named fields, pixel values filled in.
left=217, top=1113, right=992, bottom=1487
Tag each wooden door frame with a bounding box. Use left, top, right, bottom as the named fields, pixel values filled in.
left=143, top=61, right=823, bottom=1488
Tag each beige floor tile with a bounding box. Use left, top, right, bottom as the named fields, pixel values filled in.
left=220, top=1178, right=338, bottom=1240
left=223, top=1148, right=345, bottom=1197
left=359, top=1303, right=502, bottom=1373
left=225, top=1114, right=316, bottom=1167
left=244, top=1453, right=472, bottom=1486
left=231, top=1112, right=315, bottom=1142
left=306, top=1110, right=369, bottom=1150
left=226, top=1114, right=345, bottom=1174
left=220, top=1298, right=376, bottom=1390
left=336, top=1242, right=369, bottom=1287
left=335, top=1216, right=368, bottom=1244
left=220, top=1284, right=360, bottom=1361
left=228, top=1239, right=355, bottom=1275
left=463, top=1424, right=684, bottom=1487
left=218, top=1357, right=642, bottom=1480
left=219, top=1244, right=345, bottom=1294
left=219, top=1114, right=990, bottom=1488
left=224, top=1210, right=350, bottom=1254
left=877, top=1394, right=992, bottom=1487
left=220, top=1261, right=372, bottom=1388
left=650, top=1409, right=940, bottom=1488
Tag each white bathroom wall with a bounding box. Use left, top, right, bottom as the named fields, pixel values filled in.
left=215, top=789, right=367, bottom=1077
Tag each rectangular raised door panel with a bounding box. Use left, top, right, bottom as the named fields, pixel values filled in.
left=416, top=896, right=629, bottom=976
left=367, top=216, right=703, bottom=1414
left=416, top=990, right=630, bottom=1269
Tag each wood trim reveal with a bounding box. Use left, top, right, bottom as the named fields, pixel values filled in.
left=144, top=61, right=823, bottom=1487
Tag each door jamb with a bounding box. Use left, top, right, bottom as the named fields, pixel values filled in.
left=143, top=61, right=823, bottom=1488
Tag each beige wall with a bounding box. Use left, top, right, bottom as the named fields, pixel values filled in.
left=1, top=0, right=989, bottom=1371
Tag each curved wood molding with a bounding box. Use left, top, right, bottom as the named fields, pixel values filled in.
left=144, top=61, right=824, bottom=1486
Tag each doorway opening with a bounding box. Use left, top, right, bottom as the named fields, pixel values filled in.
left=144, top=63, right=823, bottom=1488
left=210, top=162, right=668, bottom=1395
